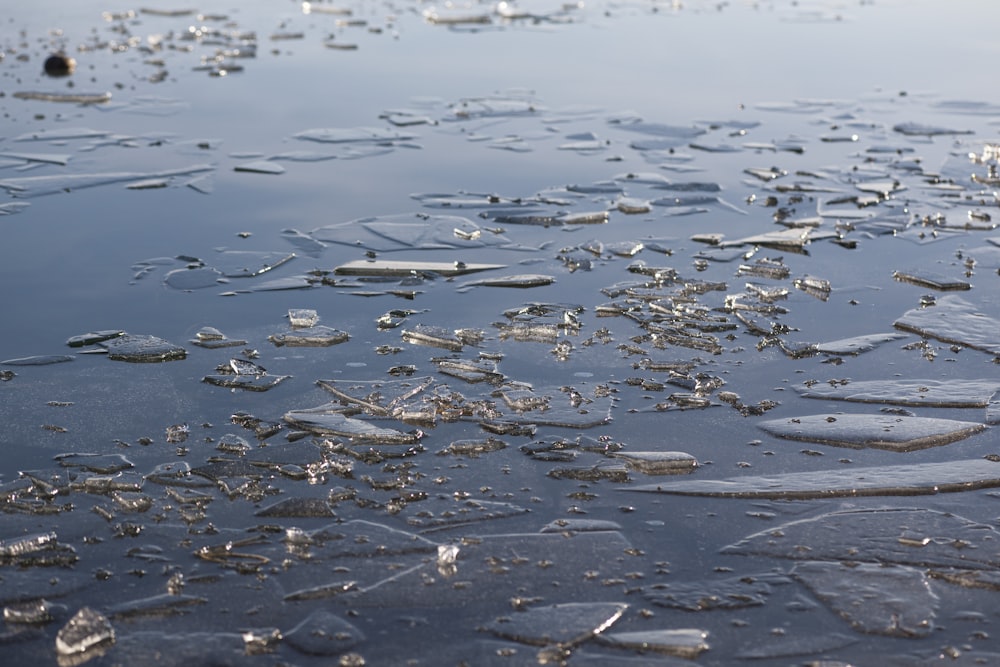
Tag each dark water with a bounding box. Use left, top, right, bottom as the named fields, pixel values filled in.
left=4, top=1, right=1000, bottom=665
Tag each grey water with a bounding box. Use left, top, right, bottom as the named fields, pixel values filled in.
left=4, top=1, right=1000, bottom=664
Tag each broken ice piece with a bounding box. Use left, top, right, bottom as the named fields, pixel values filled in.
left=0, top=531, right=58, bottom=557
left=611, top=451, right=697, bottom=474
left=165, top=423, right=189, bottom=443
left=597, top=629, right=710, bottom=658
left=893, top=270, right=971, bottom=291
left=242, top=627, right=282, bottom=654
left=288, top=309, right=319, bottom=328
left=3, top=599, right=62, bottom=624
left=190, top=326, right=247, bottom=349
left=401, top=325, right=464, bottom=351
left=484, top=602, right=627, bottom=647
left=630, top=457, right=1000, bottom=499
left=791, top=561, right=936, bottom=637
left=65, top=330, right=124, bottom=348
left=56, top=607, right=115, bottom=656
left=793, top=275, right=831, bottom=300
left=334, top=259, right=505, bottom=277
left=460, top=274, right=555, bottom=289
left=758, top=413, right=986, bottom=451
left=99, top=334, right=186, bottom=362
left=796, top=378, right=1000, bottom=407
left=268, top=325, right=349, bottom=347
left=894, top=295, right=1000, bottom=355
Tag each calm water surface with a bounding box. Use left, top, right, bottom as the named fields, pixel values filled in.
left=4, top=1, right=1000, bottom=665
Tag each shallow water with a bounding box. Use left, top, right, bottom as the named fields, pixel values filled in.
left=4, top=1, right=1000, bottom=665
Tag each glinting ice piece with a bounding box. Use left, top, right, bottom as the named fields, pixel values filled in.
left=757, top=413, right=986, bottom=451
left=56, top=607, right=115, bottom=656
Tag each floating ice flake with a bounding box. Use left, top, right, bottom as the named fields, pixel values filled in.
left=814, top=332, right=909, bottom=355
left=233, top=159, right=285, bottom=174
left=1, top=355, right=74, bottom=366
left=892, top=270, right=971, bottom=291
left=268, top=325, right=349, bottom=347
left=283, top=408, right=421, bottom=444
left=164, top=266, right=226, bottom=290
left=56, top=607, right=115, bottom=656
left=460, top=274, right=555, bottom=288
left=797, top=378, right=1000, bottom=407
left=644, top=573, right=781, bottom=611
left=894, top=295, right=1000, bottom=354
left=630, top=457, right=1000, bottom=499
left=294, top=126, right=418, bottom=144
left=757, top=413, right=986, bottom=451
left=723, top=507, right=1000, bottom=570
left=597, top=629, right=710, bottom=659
left=311, top=213, right=525, bottom=251
left=611, top=451, right=697, bottom=474
left=792, top=561, right=937, bottom=637
left=284, top=610, right=365, bottom=656
left=190, top=326, right=247, bottom=349
left=0, top=164, right=213, bottom=197
left=334, top=259, right=505, bottom=277
left=484, top=602, right=627, bottom=647
left=99, top=334, right=186, bottom=362
left=893, top=122, right=973, bottom=136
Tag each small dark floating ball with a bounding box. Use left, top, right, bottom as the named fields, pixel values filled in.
left=44, top=53, right=76, bottom=77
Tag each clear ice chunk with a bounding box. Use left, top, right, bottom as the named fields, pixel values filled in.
left=894, top=295, right=1000, bottom=355
left=630, top=457, right=1000, bottom=499
left=797, top=378, right=1000, bottom=407
left=288, top=309, right=319, bottom=327
left=791, top=561, right=936, bottom=637
left=283, top=409, right=421, bottom=444
left=99, top=334, right=186, bottom=362
left=284, top=610, right=365, bottom=656
left=723, top=507, right=1000, bottom=570
left=55, top=607, right=115, bottom=656
left=483, top=602, right=627, bottom=647
left=597, top=629, right=710, bottom=659
left=611, top=451, right=698, bottom=474
left=268, top=325, right=349, bottom=347
left=757, top=413, right=986, bottom=451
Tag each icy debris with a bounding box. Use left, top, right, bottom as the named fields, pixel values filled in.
left=3, top=599, right=62, bottom=624
left=793, top=275, right=831, bottom=300
left=597, top=629, right=710, bottom=659
left=283, top=409, right=422, bottom=444
left=1, top=354, right=75, bottom=366
left=295, top=126, right=418, bottom=144
left=757, top=413, right=986, bottom=451
left=0, top=531, right=58, bottom=558
left=268, top=325, right=349, bottom=347
left=287, top=309, right=319, bottom=328
left=723, top=508, right=1000, bottom=570
left=165, top=423, right=189, bottom=443
left=611, top=451, right=697, bottom=474
left=106, top=593, right=207, bottom=619
left=792, top=561, right=937, bottom=637
left=894, top=295, right=1000, bottom=355
left=203, top=358, right=290, bottom=392
left=317, top=376, right=436, bottom=416
left=644, top=573, right=781, bottom=611
left=484, top=602, right=627, bottom=647
left=814, top=332, right=908, bottom=355
left=284, top=610, right=365, bottom=656
left=255, top=497, right=335, bottom=518
left=630, top=457, right=1000, bottom=499
left=234, top=160, right=285, bottom=175
left=893, top=269, right=971, bottom=291
left=190, top=326, right=247, bottom=349
left=335, top=259, right=505, bottom=277
left=55, top=453, right=134, bottom=474
left=56, top=607, right=115, bottom=656
left=438, top=437, right=507, bottom=457
left=65, top=330, right=124, bottom=347
left=893, top=122, right=973, bottom=136
left=797, top=378, right=1000, bottom=407
left=99, top=334, right=186, bottom=362
left=401, top=325, right=466, bottom=351
left=461, top=274, right=556, bottom=289
left=540, top=519, right=623, bottom=534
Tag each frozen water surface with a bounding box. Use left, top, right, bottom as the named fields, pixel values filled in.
left=6, top=0, right=1000, bottom=664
